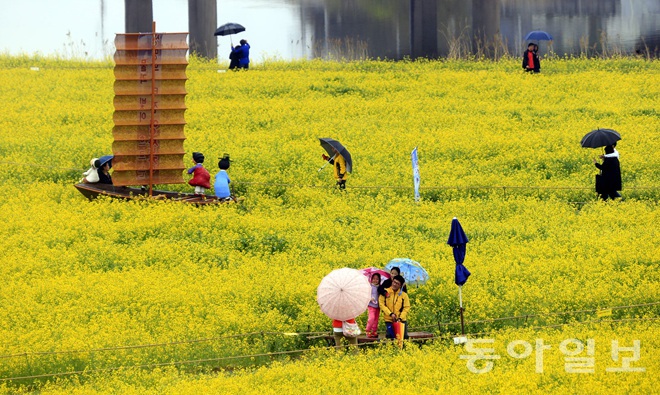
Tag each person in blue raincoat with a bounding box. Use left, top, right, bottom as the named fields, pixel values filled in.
left=233, top=39, right=250, bottom=70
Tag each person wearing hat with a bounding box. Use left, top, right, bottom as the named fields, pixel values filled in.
left=214, top=154, right=232, bottom=199
left=187, top=152, right=211, bottom=195
left=522, top=42, right=540, bottom=73
left=96, top=158, right=113, bottom=184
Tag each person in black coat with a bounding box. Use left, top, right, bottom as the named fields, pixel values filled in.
left=96, top=159, right=113, bottom=185
left=522, top=43, right=540, bottom=73
left=593, top=144, right=622, bottom=200
left=228, top=45, right=240, bottom=70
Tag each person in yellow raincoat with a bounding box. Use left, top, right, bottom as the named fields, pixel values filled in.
left=379, top=275, right=410, bottom=340
left=321, top=147, right=348, bottom=189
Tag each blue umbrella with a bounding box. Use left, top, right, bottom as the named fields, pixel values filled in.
left=524, top=31, right=553, bottom=41
left=384, top=258, right=429, bottom=287
left=448, top=217, right=470, bottom=286
left=447, top=217, right=470, bottom=335
left=98, top=155, right=113, bottom=168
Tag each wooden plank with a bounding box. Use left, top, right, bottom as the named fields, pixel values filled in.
left=114, top=49, right=189, bottom=65
left=321, top=331, right=435, bottom=345
left=112, top=169, right=185, bottom=186
left=115, top=33, right=188, bottom=50
left=112, top=139, right=185, bottom=156
left=112, top=109, right=186, bottom=126
left=112, top=124, right=185, bottom=141
left=112, top=154, right=185, bottom=172
left=114, top=80, right=187, bottom=96
left=114, top=64, right=187, bottom=81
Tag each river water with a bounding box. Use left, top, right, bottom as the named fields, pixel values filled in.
left=1, top=0, right=659, bottom=61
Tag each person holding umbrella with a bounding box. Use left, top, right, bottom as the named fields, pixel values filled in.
left=214, top=23, right=247, bottom=70
left=228, top=45, right=240, bottom=70
left=593, top=144, right=622, bottom=200
left=96, top=155, right=113, bottom=185
left=581, top=129, right=622, bottom=201
left=319, top=138, right=351, bottom=189
left=317, top=268, right=370, bottom=350
left=379, top=275, right=410, bottom=341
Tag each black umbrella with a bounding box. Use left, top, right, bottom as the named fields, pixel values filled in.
left=214, top=23, right=245, bottom=37
left=214, top=23, right=245, bottom=46
left=319, top=138, right=352, bottom=173
left=581, top=128, right=621, bottom=148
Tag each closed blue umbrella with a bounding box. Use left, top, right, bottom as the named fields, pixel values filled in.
left=447, top=217, right=470, bottom=335
left=524, top=31, right=553, bottom=41
left=448, top=217, right=470, bottom=286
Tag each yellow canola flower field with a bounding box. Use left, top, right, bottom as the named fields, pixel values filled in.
left=0, top=56, right=658, bottom=393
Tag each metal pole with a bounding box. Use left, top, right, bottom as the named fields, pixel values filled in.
left=459, top=285, right=465, bottom=335
left=317, top=154, right=336, bottom=172
left=149, top=21, right=156, bottom=196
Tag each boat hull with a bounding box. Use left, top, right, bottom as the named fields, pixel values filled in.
left=74, top=183, right=234, bottom=205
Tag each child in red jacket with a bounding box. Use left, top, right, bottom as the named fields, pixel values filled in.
left=187, top=152, right=211, bottom=195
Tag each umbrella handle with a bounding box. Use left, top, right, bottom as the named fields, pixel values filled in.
left=317, top=154, right=336, bottom=172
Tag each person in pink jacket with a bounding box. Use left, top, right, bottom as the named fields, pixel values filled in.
left=366, top=273, right=381, bottom=338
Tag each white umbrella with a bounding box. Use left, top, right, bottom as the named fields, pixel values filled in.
left=317, top=268, right=371, bottom=321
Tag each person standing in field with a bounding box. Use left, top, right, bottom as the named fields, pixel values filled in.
left=522, top=43, right=540, bottom=73
left=321, top=147, right=348, bottom=189
left=593, top=144, right=622, bottom=200
left=366, top=273, right=382, bottom=338
left=235, top=39, right=250, bottom=70
left=332, top=318, right=359, bottom=349
left=229, top=45, right=240, bottom=70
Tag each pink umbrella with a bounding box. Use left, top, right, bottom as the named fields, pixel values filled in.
left=359, top=267, right=391, bottom=283
left=317, top=268, right=371, bottom=321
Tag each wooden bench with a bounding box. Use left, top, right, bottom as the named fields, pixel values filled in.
left=320, top=331, right=434, bottom=346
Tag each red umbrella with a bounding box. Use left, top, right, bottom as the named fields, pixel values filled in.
left=359, top=267, right=391, bottom=283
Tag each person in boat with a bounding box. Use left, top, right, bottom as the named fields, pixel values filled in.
left=214, top=154, right=232, bottom=200
left=96, top=157, right=113, bottom=184
left=81, top=158, right=99, bottom=183
left=321, top=147, right=348, bottom=189
left=188, top=152, right=211, bottom=195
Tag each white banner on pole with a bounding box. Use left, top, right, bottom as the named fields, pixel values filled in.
left=411, top=147, right=420, bottom=202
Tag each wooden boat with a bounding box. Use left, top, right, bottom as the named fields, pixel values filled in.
left=74, top=183, right=234, bottom=205
left=75, top=22, right=232, bottom=205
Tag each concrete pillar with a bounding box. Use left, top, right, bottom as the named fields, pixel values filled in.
left=410, top=0, right=438, bottom=59
left=125, top=0, right=153, bottom=33
left=472, top=0, right=500, bottom=54
left=188, top=0, right=218, bottom=59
